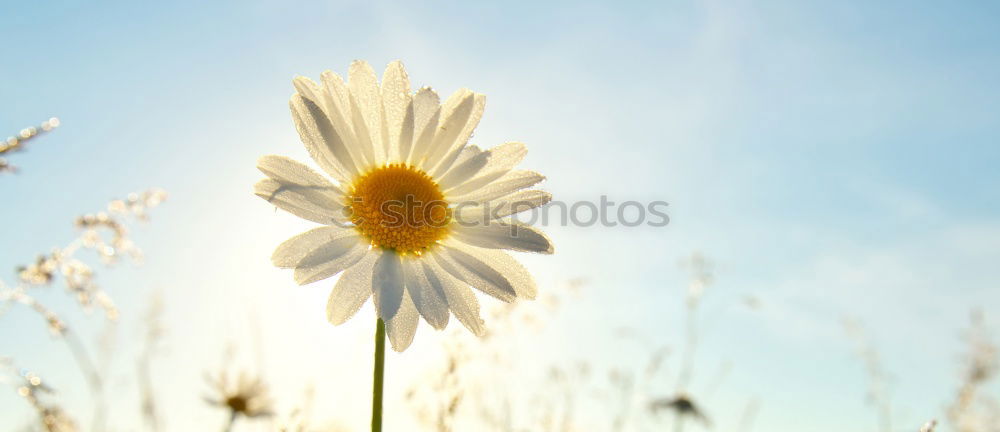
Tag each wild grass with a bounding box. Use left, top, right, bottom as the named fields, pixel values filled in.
left=1, top=124, right=993, bottom=432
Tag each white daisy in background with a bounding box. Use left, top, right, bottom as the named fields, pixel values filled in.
left=203, top=370, right=273, bottom=420
left=256, top=60, right=553, bottom=352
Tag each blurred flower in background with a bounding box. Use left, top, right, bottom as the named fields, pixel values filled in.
left=204, top=370, right=274, bottom=427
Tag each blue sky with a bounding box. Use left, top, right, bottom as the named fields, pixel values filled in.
left=2, top=0, right=1000, bottom=430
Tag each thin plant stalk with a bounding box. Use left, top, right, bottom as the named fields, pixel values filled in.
left=372, top=318, right=386, bottom=432
left=64, top=329, right=106, bottom=431
left=222, top=410, right=237, bottom=432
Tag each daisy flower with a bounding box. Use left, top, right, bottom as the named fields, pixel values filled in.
left=650, top=393, right=711, bottom=426
left=204, top=370, right=273, bottom=420
left=256, top=60, right=553, bottom=352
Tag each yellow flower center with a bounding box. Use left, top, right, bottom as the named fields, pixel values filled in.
left=226, top=396, right=249, bottom=414
left=347, top=164, right=451, bottom=255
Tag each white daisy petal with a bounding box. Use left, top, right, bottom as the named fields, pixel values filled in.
left=445, top=142, right=527, bottom=195
left=348, top=60, right=386, bottom=164
left=372, top=250, right=405, bottom=321
left=289, top=94, right=357, bottom=180
left=292, top=236, right=369, bottom=285
left=432, top=245, right=516, bottom=302
left=423, top=260, right=486, bottom=336
left=411, top=87, right=441, bottom=130
left=445, top=170, right=505, bottom=198
left=430, top=93, right=486, bottom=178
left=410, top=109, right=440, bottom=167
left=402, top=258, right=449, bottom=330
left=420, top=89, right=474, bottom=171
left=397, top=99, right=416, bottom=165
left=348, top=93, right=379, bottom=169
left=319, top=70, right=364, bottom=160
left=437, top=147, right=491, bottom=190
left=441, top=242, right=538, bottom=299
left=456, top=189, right=552, bottom=222
left=257, top=155, right=344, bottom=195
left=475, top=141, right=528, bottom=177
left=327, top=252, right=378, bottom=325
left=381, top=61, right=411, bottom=161
left=271, top=226, right=356, bottom=268
left=320, top=70, right=352, bottom=119
left=447, top=145, right=483, bottom=169
left=255, top=179, right=333, bottom=224
left=451, top=221, right=554, bottom=254
left=406, top=87, right=441, bottom=165
left=385, top=290, right=419, bottom=352
left=254, top=156, right=345, bottom=225
left=450, top=170, right=545, bottom=203
left=292, top=76, right=327, bottom=110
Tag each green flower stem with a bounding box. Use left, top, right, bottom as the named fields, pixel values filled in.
left=372, top=318, right=386, bottom=432
left=223, top=411, right=237, bottom=432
